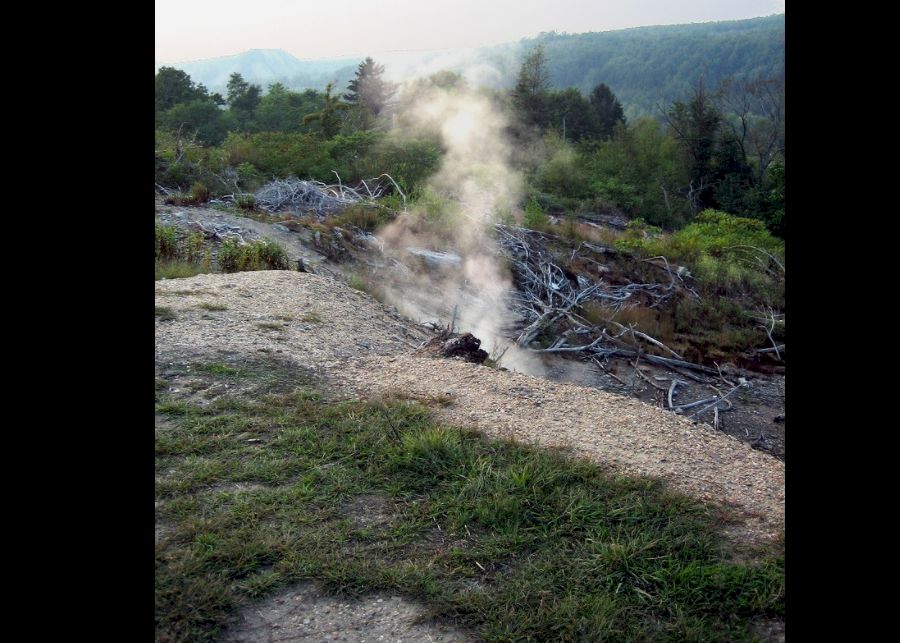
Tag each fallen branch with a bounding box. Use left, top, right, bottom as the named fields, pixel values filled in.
left=687, top=383, right=747, bottom=419
left=602, top=318, right=683, bottom=360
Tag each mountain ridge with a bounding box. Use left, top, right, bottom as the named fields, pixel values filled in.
left=157, top=14, right=783, bottom=118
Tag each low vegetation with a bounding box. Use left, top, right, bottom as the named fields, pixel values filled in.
left=155, top=220, right=291, bottom=279
left=155, top=306, right=177, bottom=321
left=156, top=366, right=783, bottom=641
left=156, top=41, right=784, bottom=239
left=218, top=237, right=290, bottom=273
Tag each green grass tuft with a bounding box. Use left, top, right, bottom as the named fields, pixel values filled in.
left=197, top=302, right=228, bottom=311
left=155, top=306, right=177, bottom=321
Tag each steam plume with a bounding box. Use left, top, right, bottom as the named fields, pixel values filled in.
left=375, top=84, right=545, bottom=376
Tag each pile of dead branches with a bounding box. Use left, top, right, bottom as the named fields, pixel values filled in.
left=491, top=223, right=766, bottom=427
left=494, top=224, right=693, bottom=349
left=253, top=173, right=405, bottom=216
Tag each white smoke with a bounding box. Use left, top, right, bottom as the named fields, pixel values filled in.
left=375, top=83, right=546, bottom=376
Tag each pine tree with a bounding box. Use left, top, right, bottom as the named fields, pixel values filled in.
left=344, top=57, right=395, bottom=129
left=511, top=45, right=551, bottom=128
left=226, top=73, right=262, bottom=129
left=303, top=83, right=349, bottom=138
left=589, top=84, right=626, bottom=140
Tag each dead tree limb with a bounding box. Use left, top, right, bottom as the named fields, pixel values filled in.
left=687, top=383, right=747, bottom=419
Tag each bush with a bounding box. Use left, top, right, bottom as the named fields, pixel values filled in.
left=405, top=187, right=464, bottom=242
left=236, top=194, right=256, bottom=210
left=356, top=136, right=442, bottom=194
left=615, top=210, right=784, bottom=305
left=190, top=182, right=210, bottom=203
left=184, top=232, right=204, bottom=262
left=155, top=223, right=178, bottom=260
left=222, top=132, right=332, bottom=180
left=332, top=205, right=392, bottom=232
left=522, top=197, right=549, bottom=229
left=534, top=141, right=592, bottom=200
left=218, top=238, right=290, bottom=273
left=236, top=163, right=264, bottom=191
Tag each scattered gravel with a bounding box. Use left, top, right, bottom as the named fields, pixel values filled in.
left=223, top=583, right=471, bottom=642
left=156, top=270, right=783, bottom=545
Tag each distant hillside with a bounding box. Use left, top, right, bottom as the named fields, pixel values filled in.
left=156, top=15, right=783, bottom=118
left=155, top=49, right=359, bottom=94
left=527, top=14, right=785, bottom=119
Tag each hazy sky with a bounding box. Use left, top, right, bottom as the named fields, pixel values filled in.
left=155, top=0, right=785, bottom=63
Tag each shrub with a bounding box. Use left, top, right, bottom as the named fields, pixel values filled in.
left=358, top=136, right=442, bottom=194
left=184, top=232, right=204, bottom=262
left=523, top=197, right=549, bottom=229
left=332, top=205, right=391, bottom=232
left=218, top=238, right=290, bottom=273
left=190, top=182, right=210, bottom=204
left=222, top=132, right=332, bottom=180
left=533, top=135, right=593, bottom=200
left=236, top=194, right=256, bottom=210
left=236, top=163, right=264, bottom=191
left=155, top=223, right=178, bottom=260
left=615, top=210, right=784, bottom=311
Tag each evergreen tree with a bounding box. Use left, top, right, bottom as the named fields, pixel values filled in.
left=226, top=73, right=262, bottom=129
left=303, top=82, right=349, bottom=138
left=511, top=45, right=551, bottom=128
left=664, top=79, right=722, bottom=214
left=344, top=57, right=396, bottom=129
left=545, top=89, right=594, bottom=142
left=588, top=84, right=626, bottom=140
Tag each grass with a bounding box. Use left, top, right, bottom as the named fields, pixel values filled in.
left=156, top=365, right=784, bottom=641
left=192, top=362, right=245, bottom=377
left=155, top=306, right=177, bottom=321
left=156, top=260, right=213, bottom=280
left=345, top=273, right=388, bottom=304
left=257, top=322, right=284, bottom=331
left=299, top=312, right=321, bottom=323
left=582, top=303, right=676, bottom=347
left=332, top=204, right=393, bottom=232
left=219, top=237, right=290, bottom=273
left=197, top=302, right=228, bottom=312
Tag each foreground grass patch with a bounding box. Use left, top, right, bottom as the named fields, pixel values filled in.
left=156, top=259, right=212, bottom=281
left=155, top=306, right=177, bottom=321
left=156, top=379, right=783, bottom=641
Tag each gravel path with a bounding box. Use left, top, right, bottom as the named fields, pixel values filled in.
left=157, top=270, right=783, bottom=545
left=223, top=583, right=470, bottom=642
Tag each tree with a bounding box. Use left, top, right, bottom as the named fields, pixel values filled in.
left=663, top=78, right=722, bottom=215
left=256, top=84, right=324, bottom=133
left=588, top=84, right=626, bottom=140
left=226, top=73, right=262, bottom=129
left=303, top=83, right=349, bottom=138
left=715, top=75, right=784, bottom=188
left=344, top=58, right=396, bottom=130
left=511, top=45, right=551, bottom=128
left=588, top=118, right=690, bottom=227
left=544, top=88, right=594, bottom=142
left=157, top=100, right=231, bottom=146
left=155, top=67, right=209, bottom=112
